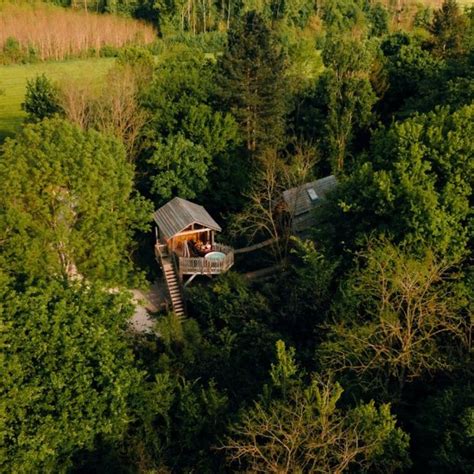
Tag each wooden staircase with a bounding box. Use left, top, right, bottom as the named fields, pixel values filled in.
left=162, top=260, right=185, bottom=316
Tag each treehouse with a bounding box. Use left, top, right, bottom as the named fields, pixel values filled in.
left=153, top=197, right=234, bottom=280
left=282, top=175, right=337, bottom=235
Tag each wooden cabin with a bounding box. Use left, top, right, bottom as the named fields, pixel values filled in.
left=282, top=175, right=337, bottom=235
left=153, top=197, right=234, bottom=280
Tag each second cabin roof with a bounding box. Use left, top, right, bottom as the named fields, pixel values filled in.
left=153, top=197, right=222, bottom=240
left=283, top=175, right=337, bottom=217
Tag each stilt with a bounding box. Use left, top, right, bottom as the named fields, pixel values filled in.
left=184, top=273, right=198, bottom=288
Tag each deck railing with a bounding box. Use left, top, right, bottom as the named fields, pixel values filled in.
left=154, top=242, right=169, bottom=261
left=178, top=243, right=234, bottom=275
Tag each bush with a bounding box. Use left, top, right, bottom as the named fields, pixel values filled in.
left=21, top=74, right=64, bottom=122
left=100, top=44, right=121, bottom=57
left=1, top=36, right=26, bottom=64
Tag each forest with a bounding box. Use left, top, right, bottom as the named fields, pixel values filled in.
left=0, top=0, right=473, bottom=472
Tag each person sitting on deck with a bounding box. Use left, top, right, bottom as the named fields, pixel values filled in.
left=193, top=239, right=212, bottom=256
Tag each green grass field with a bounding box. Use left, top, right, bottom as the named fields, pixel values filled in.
left=0, top=58, right=115, bottom=141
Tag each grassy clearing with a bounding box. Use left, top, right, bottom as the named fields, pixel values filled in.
left=0, top=57, right=115, bottom=141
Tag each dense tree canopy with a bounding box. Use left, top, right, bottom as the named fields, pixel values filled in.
left=1, top=0, right=473, bottom=471
left=317, top=104, right=473, bottom=259
left=141, top=51, right=241, bottom=208
left=0, top=118, right=152, bottom=283
left=0, top=276, right=141, bottom=472
left=224, top=341, right=410, bottom=472
left=322, top=32, right=377, bottom=171
left=380, top=35, right=445, bottom=118
left=413, top=382, right=474, bottom=473
left=430, top=0, right=469, bottom=57
left=187, top=272, right=279, bottom=402
left=318, top=241, right=471, bottom=395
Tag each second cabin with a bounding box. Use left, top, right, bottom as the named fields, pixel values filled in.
left=153, top=197, right=234, bottom=279
left=282, top=175, right=337, bottom=236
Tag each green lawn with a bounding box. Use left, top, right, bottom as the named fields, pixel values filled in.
left=0, top=58, right=115, bottom=141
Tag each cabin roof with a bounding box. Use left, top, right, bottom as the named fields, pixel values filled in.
left=283, top=175, right=337, bottom=217
left=153, top=197, right=222, bottom=240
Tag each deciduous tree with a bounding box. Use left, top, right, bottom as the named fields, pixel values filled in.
left=318, top=241, right=471, bottom=396
left=230, top=147, right=315, bottom=261
left=380, top=34, right=444, bottom=118
left=272, top=238, right=339, bottom=348
left=223, top=340, right=410, bottom=473
left=0, top=277, right=142, bottom=472
left=0, top=118, right=152, bottom=283
left=413, top=381, right=474, bottom=473
left=141, top=50, right=240, bottom=206
left=92, top=65, right=149, bottom=160
left=320, top=105, right=474, bottom=259
left=322, top=32, right=377, bottom=171
left=58, top=56, right=151, bottom=160
left=187, top=272, right=278, bottom=402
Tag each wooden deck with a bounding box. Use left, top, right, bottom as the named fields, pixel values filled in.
left=155, top=242, right=234, bottom=277
left=178, top=243, right=234, bottom=275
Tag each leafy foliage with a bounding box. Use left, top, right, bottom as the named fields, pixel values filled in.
left=413, top=382, right=474, bottom=473
left=430, top=0, right=469, bottom=57
left=380, top=35, right=445, bottom=118
left=318, top=241, right=471, bottom=395
left=0, top=118, right=152, bottom=283
left=2, top=2, right=473, bottom=471
left=187, top=272, right=279, bottom=402
left=322, top=32, right=377, bottom=171
left=0, top=277, right=141, bottom=472
left=322, top=0, right=366, bottom=31
left=125, top=371, right=229, bottom=472
left=319, top=105, right=473, bottom=259
left=141, top=50, right=241, bottom=207
left=223, top=340, right=410, bottom=472
left=268, top=238, right=338, bottom=353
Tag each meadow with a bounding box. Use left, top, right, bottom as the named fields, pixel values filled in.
left=0, top=58, right=115, bottom=140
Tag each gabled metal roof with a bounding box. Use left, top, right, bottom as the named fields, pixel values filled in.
left=283, top=175, right=337, bottom=217
left=153, top=197, right=222, bottom=240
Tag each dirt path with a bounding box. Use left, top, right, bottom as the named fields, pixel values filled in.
left=129, top=280, right=168, bottom=333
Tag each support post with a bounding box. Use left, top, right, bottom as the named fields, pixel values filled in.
left=184, top=273, right=198, bottom=287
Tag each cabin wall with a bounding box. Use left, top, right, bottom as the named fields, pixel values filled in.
left=168, top=227, right=214, bottom=253
left=169, top=232, right=201, bottom=252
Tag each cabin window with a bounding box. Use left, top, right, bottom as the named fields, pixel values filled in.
left=307, top=187, right=319, bottom=201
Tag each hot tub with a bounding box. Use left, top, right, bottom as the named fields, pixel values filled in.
left=204, top=251, right=226, bottom=262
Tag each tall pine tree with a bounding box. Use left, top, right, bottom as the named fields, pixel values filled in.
left=218, top=11, right=287, bottom=155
